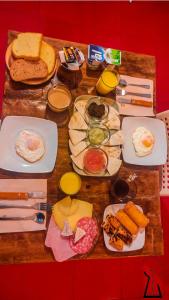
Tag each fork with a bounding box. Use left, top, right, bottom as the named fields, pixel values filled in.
left=0, top=202, right=51, bottom=211
left=116, top=88, right=151, bottom=98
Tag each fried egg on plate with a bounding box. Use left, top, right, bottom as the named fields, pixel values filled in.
left=132, top=127, right=155, bottom=157
left=15, top=130, right=45, bottom=163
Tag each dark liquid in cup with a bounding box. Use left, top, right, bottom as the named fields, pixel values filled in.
left=113, top=179, right=129, bottom=198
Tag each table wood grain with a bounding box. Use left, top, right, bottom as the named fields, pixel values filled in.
left=0, top=31, right=163, bottom=264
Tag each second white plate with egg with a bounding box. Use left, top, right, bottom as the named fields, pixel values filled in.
left=122, top=117, right=167, bottom=166
left=0, top=116, right=58, bottom=173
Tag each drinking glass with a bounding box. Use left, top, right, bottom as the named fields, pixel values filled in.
left=110, top=173, right=137, bottom=203
left=96, top=69, right=119, bottom=95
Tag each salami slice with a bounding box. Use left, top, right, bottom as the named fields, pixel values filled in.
left=69, top=217, right=98, bottom=254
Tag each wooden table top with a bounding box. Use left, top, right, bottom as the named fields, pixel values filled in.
left=0, top=31, right=163, bottom=264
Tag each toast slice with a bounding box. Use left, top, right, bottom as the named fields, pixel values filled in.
left=12, top=32, right=42, bottom=60
left=10, top=59, right=48, bottom=81
left=40, top=41, right=56, bottom=74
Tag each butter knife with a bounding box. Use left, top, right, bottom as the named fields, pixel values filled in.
left=0, top=192, right=46, bottom=200
left=118, top=98, right=153, bottom=107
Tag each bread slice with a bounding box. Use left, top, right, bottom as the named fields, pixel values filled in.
left=12, top=32, right=42, bottom=60
left=10, top=59, right=48, bottom=81
left=40, top=41, right=56, bottom=74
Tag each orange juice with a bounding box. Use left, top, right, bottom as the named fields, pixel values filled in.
left=59, top=172, right=81, bottom=195
left=96, top=69, right=119, bottom=95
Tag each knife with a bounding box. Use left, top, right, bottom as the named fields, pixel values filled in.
left=118, top=98, right=153, bottom=107
left=0, top=192, right=46, bottom=200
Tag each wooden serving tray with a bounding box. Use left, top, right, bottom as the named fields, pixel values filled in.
left=70, top=94, right=121, bottom=177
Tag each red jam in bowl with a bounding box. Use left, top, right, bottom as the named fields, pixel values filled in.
left=83, top=148, right=107, bottom=174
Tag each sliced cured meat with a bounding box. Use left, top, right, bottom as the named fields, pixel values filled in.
left=69, top=217, right=98, bottom=254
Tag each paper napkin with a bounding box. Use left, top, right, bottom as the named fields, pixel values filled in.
left=0, top=179, right=47, bottom=233
left=45, top=216, right=76, bottom=262
left=116, top=75, right=154, bottom=116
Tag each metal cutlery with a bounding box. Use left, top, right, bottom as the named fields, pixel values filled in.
left=116, top=88, right=152, bottom=98
left=118, top=97, right=153, bottom=107
left=0, top=212, right=45, bottom=224
left=0, top=202, right=51, bottom=211
left=119, top=79, right=150, bottom=89
left=0, top=191, right=46, bottom=200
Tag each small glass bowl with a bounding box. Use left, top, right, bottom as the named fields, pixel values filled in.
left=83, top=147, right=108, bottom=176
left=87, top=124, right=110, bottom=146
left=85, top=96, right=109, bottom=122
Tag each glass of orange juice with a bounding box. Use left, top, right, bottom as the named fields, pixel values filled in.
left=59, top=172, right=82, bottom=195
left=96, top=69, right=119, bottom=95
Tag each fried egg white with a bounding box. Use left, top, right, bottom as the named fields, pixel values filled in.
left=132, top=127, right=155, bottom=157
left=15, top=130, right=45, bottom=163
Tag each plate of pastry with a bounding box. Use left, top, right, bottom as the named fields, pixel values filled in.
left=5, top=32, right=58, bottom=85
left=68, top=95, right=123, bottom=177
left=102, top=201, right=149, bottom=252
left=0, top=116, right=58, bottom=173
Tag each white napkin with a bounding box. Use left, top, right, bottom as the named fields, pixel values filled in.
left=0, top=179, right=47, bottom=233
left=116, top=75, right=154, bottom=116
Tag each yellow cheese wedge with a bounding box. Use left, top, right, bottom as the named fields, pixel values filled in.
left=57, top=196, right=79, bottom=217
left=52, top=197, right=93, bottom=231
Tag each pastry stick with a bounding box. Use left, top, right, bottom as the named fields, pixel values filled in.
left=124, top=201, right=149, bottom=228
left=116, top=209, right=138, bottom=235
left=109, top=235, right=124, bottom=251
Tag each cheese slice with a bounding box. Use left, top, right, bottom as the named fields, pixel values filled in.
left=107, top=105, right=119, bottom=120
left=61, top=220, right=73, bottom=237
left=107, top=157, right=122, bottom=175
left=75, top=100, right=87, bottom=117
left=70, top=150, right=86, bottom=170
left=53, top=198, right=93, bottom=231
left=105, top=114, right=120, bottom=130
left=74, top=227, right=86, bottom=243
left=57, top=196, right=79, bottom=217
left=69, top=129, right=86, bottom=145
left=69, top=111, right=88, bottom=130
left=69, top=139, right=88, bottom=157
left=107, top=130, right=124, bottom=146
left=100, top=145, right=121, bottom=159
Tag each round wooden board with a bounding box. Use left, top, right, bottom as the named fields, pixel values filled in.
left=5, top=42, right=58, bottom=85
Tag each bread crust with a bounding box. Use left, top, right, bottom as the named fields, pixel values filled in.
left=10, top=58, right=48, bottom=81
left=40, top=41, right=56, bottom=74
left=12, top=32, right=42, bottom=60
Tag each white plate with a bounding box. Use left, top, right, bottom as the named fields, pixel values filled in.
left=103, top=204, right=145, bottom=252
left=0, top=116, right=58, bottom=173
left=122, top=117, right=167, bottom=165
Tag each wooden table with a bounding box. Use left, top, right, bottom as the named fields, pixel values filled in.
left=0, top=31, right=163, bottom=264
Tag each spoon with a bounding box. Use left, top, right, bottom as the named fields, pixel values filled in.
left=0, top=212, right=45, bottom=224
left=119, top=79, right=150, bottom=89
left=116, top=88, right=151, bottom=98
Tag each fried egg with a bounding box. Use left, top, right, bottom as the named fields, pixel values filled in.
left=15, top=130, right=45, bottom=163
left=132, top=127, right=155, bottom=157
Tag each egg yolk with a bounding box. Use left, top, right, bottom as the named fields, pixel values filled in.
left=142, top=135, right=154, bottom=147
left=27, top=138, right=40, bottom=151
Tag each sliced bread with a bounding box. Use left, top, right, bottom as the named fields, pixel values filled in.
left=40, top=41, right=56, bottom=74
left=12, top=32, right=42, bottom=60
left=10, top=59, right=48, bottom=81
